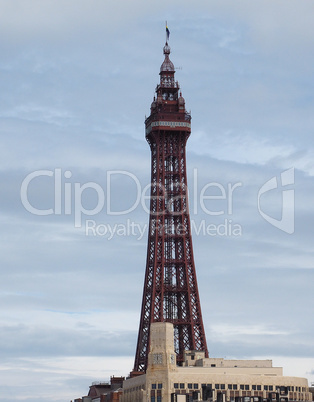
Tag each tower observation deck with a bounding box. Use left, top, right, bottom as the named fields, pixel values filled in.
left=133, top=40, right=208, bottom=373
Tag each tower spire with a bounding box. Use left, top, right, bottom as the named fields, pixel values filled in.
left=133, top=38, right=208, bottom=373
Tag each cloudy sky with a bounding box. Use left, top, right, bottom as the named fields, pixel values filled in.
left=1, top=1, right=314, bottom=401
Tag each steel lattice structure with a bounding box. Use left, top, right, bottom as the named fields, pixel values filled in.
left=133, top=42, right=208, bottom=373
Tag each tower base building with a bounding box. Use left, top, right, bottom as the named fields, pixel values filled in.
left=122, top=323, right=311, bottom=402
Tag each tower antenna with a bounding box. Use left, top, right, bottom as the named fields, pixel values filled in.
left=166, top=21, right=170, bottom=43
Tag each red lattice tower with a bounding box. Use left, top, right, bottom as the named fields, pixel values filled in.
left=133, top=41, right=208, bottom=373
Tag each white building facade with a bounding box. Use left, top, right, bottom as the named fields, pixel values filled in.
left=121, top=323, right=311, bottom=402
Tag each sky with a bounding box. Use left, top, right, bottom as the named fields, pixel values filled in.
left=1, top=1, right=314, bottom=401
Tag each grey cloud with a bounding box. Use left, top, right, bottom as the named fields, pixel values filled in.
left=208, top=336, right=314, bottom=360
left=0, top=323, right=136, bottom=358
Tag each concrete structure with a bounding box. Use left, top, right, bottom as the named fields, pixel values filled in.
left=122, top=323, right=311, bottom=402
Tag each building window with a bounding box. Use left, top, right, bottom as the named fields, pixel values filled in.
left=269, top=386, right=273, bottom=391
left=152, top=384, right=156, bottom=389
left=174, top=383, right=179, bottom=389
left=257, top=385, right=261, bottom=391
left=240, top=385, right=244, bottom=390
left=180, top=383, right=185, bottom=389
left=151, top=398, right=155, bottom=402
left=252, top=385, right=256, bottom=391
left=211, top=364, right=216, bottom=367
left=228, top=385, right=232, bottom=390
left=158, top=384, right=163, bottom=389
left=157, top=397, right=162, bottom=402
left=221, top=384, right=225, bottom=390
left=245, top=385, right=249, bottom=391
left=264, top=386, right=268, bottom=391
left=233, top=385, right=237, bottom=390
left=188, top=384, right=192, bottom=389
left=194, top=384, right=198, bottom=389
left=215, top=384, right=220, bottom=390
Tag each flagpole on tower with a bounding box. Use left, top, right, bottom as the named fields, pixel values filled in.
left=166, top=21, right=170, bottom=44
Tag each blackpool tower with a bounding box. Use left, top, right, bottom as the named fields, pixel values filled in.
left=133, top=37, right=208, bottom=373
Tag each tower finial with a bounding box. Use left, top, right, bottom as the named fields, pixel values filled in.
left=161, top=42, right=174, bottom=72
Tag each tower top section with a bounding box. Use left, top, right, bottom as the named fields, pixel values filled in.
left=145, top=40, right=191, bottom=140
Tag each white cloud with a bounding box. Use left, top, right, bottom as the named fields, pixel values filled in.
left=211, top=324, right=289, bottom=338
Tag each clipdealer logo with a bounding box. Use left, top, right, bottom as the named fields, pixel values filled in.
left=20, top=167, right=295, bottom=237
left=20, top=168, right=242, bottom=229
